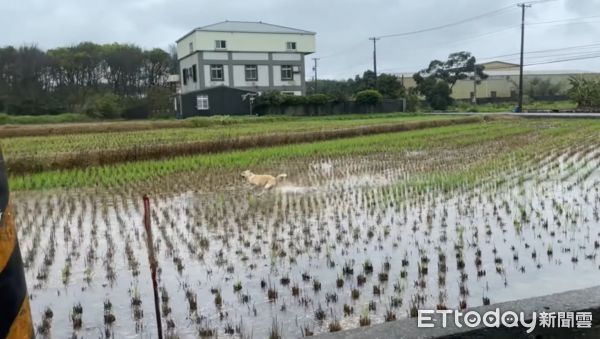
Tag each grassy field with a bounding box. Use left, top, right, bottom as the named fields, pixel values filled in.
left=0, top=112, right=95, bottom=125
left=2, top=114, right=476, bottom=173
left=11, top=117, right=599, bottom=191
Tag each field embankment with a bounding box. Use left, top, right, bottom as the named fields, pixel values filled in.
left=0, top=113, right=430, bottom=138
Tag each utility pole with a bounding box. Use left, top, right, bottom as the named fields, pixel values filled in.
left=472, top=62, right=478, bottom=105
left=312, top=58, right=320, bottom=94
left=369, top=37, right=380, bottom=89
left=517, top=3, right=531, bottom=112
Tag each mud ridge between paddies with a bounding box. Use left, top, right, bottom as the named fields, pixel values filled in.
left=7, top=116, right=506, bottom=174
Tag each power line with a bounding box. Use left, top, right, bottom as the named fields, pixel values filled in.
left=377, top=47, right=600, bottom=74
left=524, top=53, right=600, bottom=66
left=376, top=4, right=517, bottom=39
left=528, top=14, right=600, bottom=26
left=372, top=14, right=600, bottom=60
left=494, top=50, right=600, bottom=64
left=479, top=42, right=600, bottom=61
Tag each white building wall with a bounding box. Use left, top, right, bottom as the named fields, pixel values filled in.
left=272, top=53, right=301, bottom=61
left=179, top=31, right=315, bottom=55
left=177, top=34, right=196, bottom=59
left=180, top=54, right=201, bottom=93
left=203, top=52, right=229, bottom=60
left=232, top=65, right=270, bottom=87
left=232, top=52, right=269, bottom=61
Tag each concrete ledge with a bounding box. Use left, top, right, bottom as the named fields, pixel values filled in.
left=315, top=286, right=600, bottom=339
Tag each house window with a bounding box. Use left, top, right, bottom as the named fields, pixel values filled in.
left=491, top=91, right=497, bottom=98
left=281, top=65, right=293, bottom=81
left=182, top=68, right=188, bottom=85
left=281, top=92, right=295, bottom=96
left=286, top=42, right=297, bottom=50
left=189, top=42, right=193, bottom=54
left=191, top=65, right=197, bottom=83
left=245, top=65, right=258, bottom=81
left=197, top=95, right=209, bottom=110
left=215, top=40, right=227, bottom=49
left=211, top=65, right=224, bottom=81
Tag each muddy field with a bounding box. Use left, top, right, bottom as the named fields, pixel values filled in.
left=14, top=132, right=600, bottom=339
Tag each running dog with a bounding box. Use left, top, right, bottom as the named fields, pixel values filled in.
left=241, top=170, right=287, bottom=190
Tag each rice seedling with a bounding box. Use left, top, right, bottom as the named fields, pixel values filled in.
left=13, top=118, right=600, bottom=338
left=329, top=319, right=342, bottom=332
left=359, top=307, right=371, bottom=327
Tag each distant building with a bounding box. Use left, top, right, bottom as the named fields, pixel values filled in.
left=399, top=61, right=600, bottom=102
left=175, top=21, right=316, bottom=117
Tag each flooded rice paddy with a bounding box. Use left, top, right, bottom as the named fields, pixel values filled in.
left=14, top=140, right=600, bottom=338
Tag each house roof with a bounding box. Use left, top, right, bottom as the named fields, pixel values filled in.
left=481, top=61, right=520, bottom=68
left=177, top=21, right=315, bottom=41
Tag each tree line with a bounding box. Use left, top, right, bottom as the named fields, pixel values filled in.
left=308, top=52, right=491, bottom=111
left=307, top=70, right=407, bottom=101
left=0, top=43, right=177, bottom=116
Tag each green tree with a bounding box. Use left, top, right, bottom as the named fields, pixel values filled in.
left=376, top=73, right=406, bottom=99
left=525, top=77, right=564, bottom=99
left=568, top=77, right=600, bottom=108
left=413, top=75, right=453, bottom=110
left=355, top=89, right=383, bottom=105
left=83, top=92, right=121, bottom=118
left=417, top=51, right=487, bottom=89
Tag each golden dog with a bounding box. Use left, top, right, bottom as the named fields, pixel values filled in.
left=241, top=170, right=287, bottom=190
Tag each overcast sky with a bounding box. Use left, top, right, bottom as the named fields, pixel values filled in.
left=2, top=0, right=599, bottom=79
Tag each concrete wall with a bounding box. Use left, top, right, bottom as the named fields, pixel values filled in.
left=317, top=285, right=600, bottom=339
left=180, top=51, right=306, bottom=95
left=177, top=30, right=315, bottom=58
left=179, top=53, right=201, bottom=93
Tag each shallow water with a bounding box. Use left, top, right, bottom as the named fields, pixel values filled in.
left=14, top=147, right=600, bottom=338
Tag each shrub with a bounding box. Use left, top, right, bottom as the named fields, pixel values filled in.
left=306, top=94, right=331, bottom=105
left=255, top=91, right=284, bottom=107
left=406, top=88, right=420, bottom=112
left=146, top=86, right=174, bottom=118
left=428, top=81, right=453, bottom=110
left=355, top=90, right=383, bottom=105
left=121, top=97, right=150, bottom=120
left=568, top=77, right=600, bottom=108
left=282, top=95, right=308, bottom=106
left=330, top=91, right=349, bottom=103
left=83, top=93, right=121, bottom=119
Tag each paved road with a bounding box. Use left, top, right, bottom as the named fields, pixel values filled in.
left=427, top=112, right=600, bottom=118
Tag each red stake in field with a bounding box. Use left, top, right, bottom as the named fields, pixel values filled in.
left=143, top=195, right=163, bottom=339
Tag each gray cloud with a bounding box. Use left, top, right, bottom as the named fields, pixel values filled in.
left=1, top=0, right=599, bottom=79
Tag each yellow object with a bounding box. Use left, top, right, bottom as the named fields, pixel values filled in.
left=0, top=150, right=33, bottom=339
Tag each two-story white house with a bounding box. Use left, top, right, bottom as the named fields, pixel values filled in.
left=175, top=21, right=316, bottom=117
